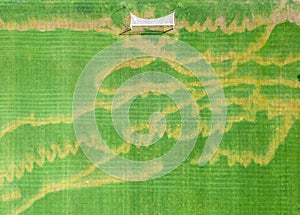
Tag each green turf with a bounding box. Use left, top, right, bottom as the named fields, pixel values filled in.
left=179, top=25, right=267, bottom=56
left=0, top=6, right=299, bottom=215
left=0, top=0, right=281, bottom=26
left=256, top=21, right=300, bottom=60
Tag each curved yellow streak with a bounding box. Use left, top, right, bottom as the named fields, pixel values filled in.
left=207, top=114, right=294, bottom=167
left=12, top=166, right=122, bottom=215
left=177, top=0, right=289, bottom=34
left=0, top=115, right=73, bottom=139
left=0, top=141, right=79, bottom=189
left=12, top=142, right=136, bottom=215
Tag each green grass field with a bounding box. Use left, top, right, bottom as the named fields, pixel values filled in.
left=0, top=1, right=299, bottom=214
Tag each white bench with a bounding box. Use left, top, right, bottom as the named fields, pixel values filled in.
left=130, top=12, right=175, bottom=29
